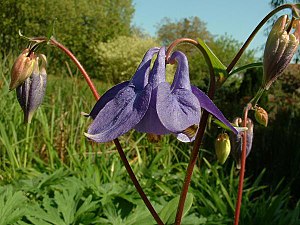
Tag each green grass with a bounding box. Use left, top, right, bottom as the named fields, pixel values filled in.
left=0, top=53, right=299, bottom=224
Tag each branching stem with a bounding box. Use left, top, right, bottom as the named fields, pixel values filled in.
left=166, top=38, right=216, bottom=225
left=233, top=103, right=252, bottom=225
left=49, top=38, right=164, bottom=225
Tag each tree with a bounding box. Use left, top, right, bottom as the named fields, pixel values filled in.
left=155, top=17, right=255, bottom=88
left=0, top=0, right=134, bottom=77
left=156, top=16, right=214, bottom=46
left=94, top=36, right=159, bottom=83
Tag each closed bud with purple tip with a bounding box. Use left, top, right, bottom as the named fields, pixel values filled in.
left=10, top=49, right=37, bottom=90
left=263, top=15, right=300, bottom=90
left=16, top=54, right=47, bottom=123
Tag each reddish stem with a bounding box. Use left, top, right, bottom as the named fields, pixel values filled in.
left=113, top=139, right=164, bottom=225
left=50, top=38, right=164, bottom=225
left=233, top=103, right=252, bottom=225
left=166, top=38, right=216, bottom=225
left=174, top=111, right=210, bottom=225
left=49, top=37, right=100, bottom=100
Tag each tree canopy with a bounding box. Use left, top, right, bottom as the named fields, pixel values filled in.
left=0, top=0, right=134, bottom=77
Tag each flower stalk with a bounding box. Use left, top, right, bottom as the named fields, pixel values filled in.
left=233, top=103, right=252, bottom=225
left=48, top=38, right=164, bottom=225
left=165, top=38, right=216, bottom=225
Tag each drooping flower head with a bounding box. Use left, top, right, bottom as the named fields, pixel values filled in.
left=263, top=15, right=300, bottom=90
left=16, top=54, right=47, bottom=123
left=230, top=118, right=254, bottom=169
left=85, top=47, right=238, bottom=143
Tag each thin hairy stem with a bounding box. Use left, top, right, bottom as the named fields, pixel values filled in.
left=49, top=37, right=100, bottom=100
left=233, top=103, right=252, bottom=225
left=50, top=38, right=164, bottom=225
left=113, top=139, right=164, bottom=225
left=166, top=38, right=216, bottom=225
left=23, top=123, right=30, bottom=168
left=227, top=4, right=295, bottom=73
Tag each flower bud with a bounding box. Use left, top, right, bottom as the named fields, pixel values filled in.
left=254, top=106, right=268, bottom=127
left=263, top=15, right=300, bottom=90
left=230, top=118, right=254, bottom=169
left=10, top=49, right=37, bottom=90
left=215, top=133, right=231, bottom=164
left=16, top=54, right=47, bottom=123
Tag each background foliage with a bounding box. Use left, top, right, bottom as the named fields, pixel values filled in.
left=0, top=0, right=300, bottom=224
left=0, top=0, right=134, bottom=78
left=94, top=36, right=159, bottom=83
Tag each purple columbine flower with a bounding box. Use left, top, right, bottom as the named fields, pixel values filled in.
left=16, top=54, right=47, bottom=123
left=85, top=47, right=238, bottom=143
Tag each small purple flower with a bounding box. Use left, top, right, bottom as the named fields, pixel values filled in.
left=85, top=47, right=238, bottom=143
left=17, top=54, right=47, bottom=123
left=230, top=118, right=254, bottom=169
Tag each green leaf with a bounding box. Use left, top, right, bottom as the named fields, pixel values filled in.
left=159, top=193, right=194, bottom=224
left=229, top=62, right=263, bottom=75
left=0, top=186, right=27, bottom=225
left=197, top=38, right=228, bottom=85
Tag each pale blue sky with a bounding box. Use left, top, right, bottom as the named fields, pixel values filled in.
left=132, top=0, right=293, bottom=55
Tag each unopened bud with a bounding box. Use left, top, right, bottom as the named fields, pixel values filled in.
left=263, top=15, right=300, bottom=90
left=215, top=133, right=231, bottom=164
left=16, top=54, right=47, bottom=123
left=10, top=49, right=37, bottom=90
left=254, top=106, right=268, bottom=127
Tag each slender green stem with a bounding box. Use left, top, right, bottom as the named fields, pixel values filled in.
left=233, top=103, right=252, bottom=225
left=227, top=4, right=295, bottom=74
left=23, top=123, right=30, bottom=167
left=250, top=87, right=265, bottom=106
left=50, top=38, right=164, bottom=225
left=166, top=38, right=216, bottom=225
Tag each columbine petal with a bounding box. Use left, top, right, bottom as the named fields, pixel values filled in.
left=89, top=81, right=130, bottom=119
left=156, top=51, right=200, bottom=133
left=134, top=47, right=170, bottom=134
left=86, top=85, right=152, bottom=142
left=86, top=47, right=159, bottom=142
left=191, top=86, right=238, bottom=135
left=89, top=47, right=159, bottom=119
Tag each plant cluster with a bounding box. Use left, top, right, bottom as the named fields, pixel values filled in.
left=2, top=3, right=300, bottom=225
